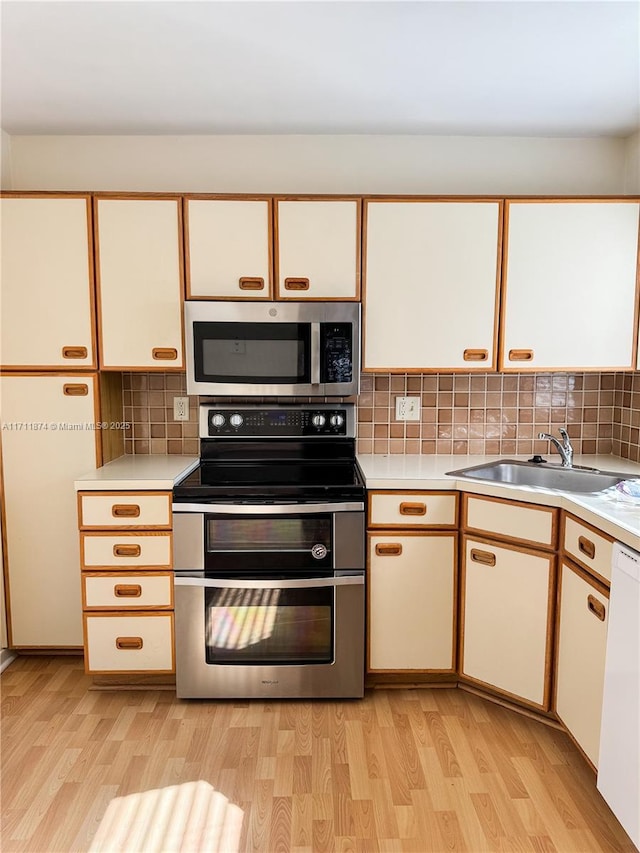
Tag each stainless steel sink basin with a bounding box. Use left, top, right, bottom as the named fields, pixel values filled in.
left=446, top=460, right=627, bottom=493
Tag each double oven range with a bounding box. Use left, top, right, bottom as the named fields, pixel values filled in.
left=172, top=403, right=366, bottom=699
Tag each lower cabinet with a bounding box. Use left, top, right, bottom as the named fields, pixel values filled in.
left=0, top=374, right=100, bottom=647
left=368, top=532, right=457, bottom=672
left=78, top=490, right=175, bottom=675
left=460, top=535, right=555, bottom=710
left=554, top=559, right=609, bottom=768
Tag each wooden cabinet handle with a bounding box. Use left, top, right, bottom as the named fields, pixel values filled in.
left=115, top=636, right=144, bottom=650
left=399, top=502, right=427, bottom=516
left=470, top=548, right=496, bottom=566
left=113, top=544, right=141, bottom=558
left=152, top=348, right=178, bottom=361
left=63, top=384, right=88, bottom=396
left=463, top=349, right=488, bottom=362
left=62, top=346, right=88, bottom=359
left=112, top=504, right=141, bottom=518
left=114, top=584, right=142, bottom=598
left=578, top=536, right=596, bottom=560
left=587, top=595, right=606, bottom=622
left=508, top=349, right=534, bottom=362
left=375, top=543, right=403, bottom=557
left=239, top=277, right=265, bottom=291
left=284, top=278, right=310, bottom=291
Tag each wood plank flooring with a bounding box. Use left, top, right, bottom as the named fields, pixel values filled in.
left=1, top=656, right=635, bottom=852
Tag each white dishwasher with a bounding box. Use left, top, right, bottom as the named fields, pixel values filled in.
left=597, top=540, right=640, bottom=850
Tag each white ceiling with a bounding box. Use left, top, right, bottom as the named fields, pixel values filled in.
left=1, top=0, right=639, bottom=138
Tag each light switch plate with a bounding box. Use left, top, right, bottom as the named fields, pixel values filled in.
left=395, top=396, right=420, bottom=421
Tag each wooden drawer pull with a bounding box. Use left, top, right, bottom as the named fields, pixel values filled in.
left=587, top=595, right=606, bottom=622
left=578, top=536, right=596, bottom=560
left=63, top=383, right=88, bottom=396
left=152, top=347, right=178, bottom=361
left=463, top=349, right=488, bottom=362
left=62, top=346, right=88, bottom=359
left=114, top=584, right=142, bottom=598
left=115, top=636, right=144, bottom=650
left=112, top=504, right=141, bottom=519
left=113, top=544, right=141, bottom=558
left=239, top=276, right=265, bottom=291
left=375, top=543, right=403, bottom=557
left=470, top=549, right=496, bottom=566
left=508, top=349, right=534, bottom=362
left=284, top=278, right=310, bottom=291
left=399, top=502, right=427, bottom=516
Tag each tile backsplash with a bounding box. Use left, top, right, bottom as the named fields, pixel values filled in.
left=122, top=370, right=640, bottom=463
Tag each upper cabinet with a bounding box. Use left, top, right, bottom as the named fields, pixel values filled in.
left=500, top=200, right=640, bottom=371
left=0, top=194, right=96, bottom=370
left=185, top=197, right=273, bottom=299
left=95, top=196, right=184, bottom=370
left=363, top=200, right=502, bottom=371
left=274, top=199, right=361, bottom=300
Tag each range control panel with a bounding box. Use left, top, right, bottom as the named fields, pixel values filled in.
left=202, top=404, right=355, bottom=438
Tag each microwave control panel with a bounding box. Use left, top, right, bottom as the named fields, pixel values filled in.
left=321, top=323, right=353, bottom=384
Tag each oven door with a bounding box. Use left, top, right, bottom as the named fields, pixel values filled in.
left=174, top=572, right=365, bottom=699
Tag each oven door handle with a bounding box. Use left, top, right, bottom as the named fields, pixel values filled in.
left=172, top=502, right=364, bottom=514
left=174, top=574, right=364, bottom=590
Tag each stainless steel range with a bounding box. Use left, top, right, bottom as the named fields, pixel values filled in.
left=172, top=403, right=366, bottom=699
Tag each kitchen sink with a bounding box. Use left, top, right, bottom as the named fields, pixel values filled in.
left=446, top=460, right=628, bottom=494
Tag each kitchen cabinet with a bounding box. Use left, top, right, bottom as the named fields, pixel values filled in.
left=363, top=199, right=502, bottom=370
left=367, top=491, right=458, bottom=673
left=184, top=197, right=273, bottom=299
left=275, top=198, right=361, bottom=299
left=500, top=200, right=640, bottom=371
left=0, top=374, right=100, bottom=647
left=554, top=559, right=609, bottom=769
left=459, top=494, right=557, bottom=710
left=562, top=512, right=614, bottom=585
left=94, top=196, right=184, bottom=370
left=0, top=194, right=96, bottom=370
left=78, top=490, right=175, bottom=675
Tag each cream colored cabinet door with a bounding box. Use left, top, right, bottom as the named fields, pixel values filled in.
left=0, top=375, right=99, bottom=647
left=1, top=195, right=95, bottom=369
left=555, top=561, right=609, bottom=768
left=364, top=200, right=501, bottom=370
left=461, top=536, right=554, bottom=709
left=185, top=197, right=273, bottom=299
left=501, top=200, right=640, bottom=370
left=275, top=199, right=360, bottom=299
left=368, top=533, right=456, bottom=671
left=95, top=197, right=184, bottom=369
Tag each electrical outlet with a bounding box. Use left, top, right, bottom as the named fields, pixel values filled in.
left=395, top=396, right=420, bottom=421
left=173, top=397, right=189, bottom=421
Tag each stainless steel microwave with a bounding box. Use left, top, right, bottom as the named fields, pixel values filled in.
left=185, top=301, right=360, bottom=397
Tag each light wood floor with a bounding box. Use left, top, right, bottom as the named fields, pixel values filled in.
left=1, top=656, right=635, bottom=853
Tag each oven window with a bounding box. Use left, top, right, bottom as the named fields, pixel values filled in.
left=194, top=322, right=310, bottom=383
left=204, top=586, right=333, bottom=665
left=206, top=516, right=332, bottom=570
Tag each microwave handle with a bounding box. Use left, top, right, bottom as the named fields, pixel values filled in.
left=311, top=323, right=321, bottom=385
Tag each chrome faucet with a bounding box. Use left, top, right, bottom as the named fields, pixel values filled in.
left=538, top=427, right=574, bottom=468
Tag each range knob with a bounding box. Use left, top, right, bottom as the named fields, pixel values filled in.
left=211, top=413, right=226, bottom=428
left=330, top=413, right=345, bottom=428
left=311, top=414, right=326, bottom=429
left=229, top=413, right=244, bottom=428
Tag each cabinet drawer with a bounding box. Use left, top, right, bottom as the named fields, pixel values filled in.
left=562, top=514, right=613, bottom=584
left=463, top=494, right=557, bottom=549
left=78, top=492, right=171, bottom=529
left=81, top=533, right=172, bottom=569
left=83, top=612, right=174, bottom=673
left=83, top=573, right=173, bottom=610
left=368, top=492, right=457, bottom=528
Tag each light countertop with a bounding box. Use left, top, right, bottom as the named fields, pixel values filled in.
left=357, top=453, right=640, bottom=551
left=74, top=455, right=199, bottom=491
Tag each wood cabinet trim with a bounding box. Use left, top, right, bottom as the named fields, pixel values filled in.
left=80, top=530, right=173, bottom=571
left=81, top=571, right=174, bottom=611
left=367, top=490, right=459, bottom=529
left=560, top=511, right=614, bottom=586
left=77, top=491, right=172, bottom=530
left=461, top=492, right=558, bottom=551
left=82, top=611, right=175, bottom=675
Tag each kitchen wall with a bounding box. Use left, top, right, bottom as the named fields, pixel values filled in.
left=121, top=370, right=640, bottom=462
